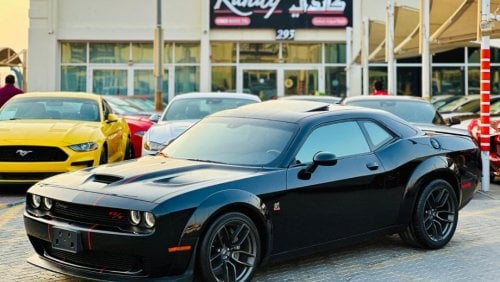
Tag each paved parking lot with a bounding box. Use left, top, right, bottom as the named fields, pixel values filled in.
left=0, top=185, right=499, bottom=281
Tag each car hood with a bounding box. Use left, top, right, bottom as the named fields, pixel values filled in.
left=37, top=156, right=269, bottom=203
left=148, top=120, right=198, bottom=144
left=0, top=120, right=99, bottom=144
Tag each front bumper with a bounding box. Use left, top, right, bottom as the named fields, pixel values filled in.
left=24, top=211, right=195, bottom=280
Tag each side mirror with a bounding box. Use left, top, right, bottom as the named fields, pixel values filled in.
left=106, top=113, right=119, bottom=123
left=446, top=116, right=461, bottom=126
left=298, top=151, right=337, bottom=180
left=149, top=113, right=160, bottom=123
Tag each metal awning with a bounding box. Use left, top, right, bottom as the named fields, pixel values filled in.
left=0, top=47, right=23, bottom=66
left=370, top=6, right=419, bottom=62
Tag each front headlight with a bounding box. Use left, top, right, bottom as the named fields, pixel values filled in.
left=130, top=210, right=141, bottom=225
left=144, top=140, right=166, bottom=152
left=43, top=198, right=53, bottom=210
left=143, top=212, right=156, bottom=228
left=31, top=194, right=41, bottom=208
left=69, top=142, right=98, bottom=152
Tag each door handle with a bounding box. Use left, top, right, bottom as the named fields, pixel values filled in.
left=366, top=162, right=379, bottom=170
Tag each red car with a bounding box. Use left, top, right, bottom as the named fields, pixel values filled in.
left=104, top=97, right=155, bottom=158
left=466, top=118, right=500, bottom=181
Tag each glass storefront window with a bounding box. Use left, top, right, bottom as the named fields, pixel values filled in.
left=243, top=69, right=277, bottom=100
left=239, top=43, right=279, bottom=63
left=211, top=42, right=236, bottom=63
left=433, top=49, right=465, bottom=63
left=134, top=69, right=169, bottom=101
left=325, top=43, right=346, bottom=64
left=61, top=42, right=87, bottom=63
left=61, top=66, right=86, bottom=91
left=491, top=66, right=500, bottom=94
left=284, top=69, right=318, bottom=95
left=175, top=66, right=199, bottom=94
left=175, top=43, right=200, bottom=63
left=92, top=69, right=127, bottom=95
left=468, top=67, right=480, bottom=94
left=211, top=66, right=236, bottom=92
left=397, top=67, right=421, bottom=96
left=468, top=47, right=480, bottom=64
left=432, top=67, right=464, bottom=95
left=369, top=67, right=388, bottom=93
left=325, top=67, right=346, bottom=97
left=282, top=43, right=321, bottom=63
left=132, top=43, right=154, bottom=64
left=163, top=43, right=172, bottom=64
left=90, top=43, right=130, bottom=64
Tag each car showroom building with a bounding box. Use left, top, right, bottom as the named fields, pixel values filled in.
left=27, top=0, right=500, bottom=101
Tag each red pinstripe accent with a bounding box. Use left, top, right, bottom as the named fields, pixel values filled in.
left=47, top=224, right=51, bottom=241
left=92, top=194, right=105, bottom=206
left=88, top=224, right=98, bottom=250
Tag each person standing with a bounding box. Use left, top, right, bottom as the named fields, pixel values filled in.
left=0, top=74, right=24, bottom=108
left=371, top=79, right=389, bottom=95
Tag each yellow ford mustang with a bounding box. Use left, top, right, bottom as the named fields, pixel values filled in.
left=0, top=92, right=133, bottom=184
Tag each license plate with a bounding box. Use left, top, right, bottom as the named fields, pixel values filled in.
left=51, top=227, right=82, bottom=253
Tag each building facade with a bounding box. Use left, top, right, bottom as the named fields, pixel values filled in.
left=27, top=0, right=500, bottom=101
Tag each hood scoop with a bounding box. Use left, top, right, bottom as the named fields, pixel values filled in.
left=93, top=174, right=124, bottom=184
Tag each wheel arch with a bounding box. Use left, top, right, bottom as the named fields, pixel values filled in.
left=398, top=156, right=461, bottom=224
left=179, top=189, right=272, bottom=265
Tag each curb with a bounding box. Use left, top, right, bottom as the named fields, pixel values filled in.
left=0, top=199, right=25, bottom=210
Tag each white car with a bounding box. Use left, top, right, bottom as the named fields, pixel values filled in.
left=142, top=92, right=261, bottom=155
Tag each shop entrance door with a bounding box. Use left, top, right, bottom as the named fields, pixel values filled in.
left=240, top=68, right=278, bottom=101
left=283, top=69, right=319, bottom=96
left=238, top=67, right=321, bottom=100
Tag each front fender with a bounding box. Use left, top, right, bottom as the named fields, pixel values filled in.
left=174, top=189, right=272, bottom=271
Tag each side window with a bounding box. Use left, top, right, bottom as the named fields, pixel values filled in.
left=295, top=121, right=370, bottom=164
left=362, top=121, right=394, bottom=148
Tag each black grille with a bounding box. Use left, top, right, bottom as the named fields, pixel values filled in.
left=0, top=172, right=59, bottom=181
left=46, top=246, right=143, bottom=273
left=52, top=201, right=130, bottom=228
left=0, top=146, right=68, bottom=162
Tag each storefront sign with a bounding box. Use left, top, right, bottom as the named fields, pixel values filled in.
left=210, top=0, right=352, bottom=29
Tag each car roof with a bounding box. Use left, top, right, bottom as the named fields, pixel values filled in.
left=11, top=91, right=102, bottom=101
left=213, top=99, right=380, bottom=123
left=169, top=92, right=261, bottom=102
left=342, top=95, right=429, bottom=104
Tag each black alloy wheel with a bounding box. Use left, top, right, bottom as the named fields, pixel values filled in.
left=400, top=179, right=458, bottom=249
left=198, top=212, right=260, bottom=282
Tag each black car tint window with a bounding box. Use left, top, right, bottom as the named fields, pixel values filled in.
left=363, top=121, right=393, bottom=148
left=295, top=121, right=370, bottom=163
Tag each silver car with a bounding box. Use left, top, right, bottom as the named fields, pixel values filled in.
left=142, top=92, right=261, bottom=155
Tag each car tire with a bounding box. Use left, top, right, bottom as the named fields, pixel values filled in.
left=125, top=138, right=134, bottom=160
left=197, top=212, right=260, bottom=282
left=99, top=145, right=108, bottom=165
left=399, top=179, right=458, bottom=249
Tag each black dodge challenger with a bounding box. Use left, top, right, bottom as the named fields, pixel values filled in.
left=24, top=100, right=481, bottom=281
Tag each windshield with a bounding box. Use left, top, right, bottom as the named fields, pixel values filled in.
left=0, top=97, right=100, bottom=121
left=346, top=99, right=446, bottom=125
left=438, top=96, right=474, bottom=112
left=162, top=116, right=297, bottom=166
left=162, top=97, right=257, bottom=121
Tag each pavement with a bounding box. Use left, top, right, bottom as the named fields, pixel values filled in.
left=0, top=182, right=499, bottom=281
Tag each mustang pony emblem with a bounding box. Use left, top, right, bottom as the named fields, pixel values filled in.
left=16, top=149, right=33, bottom=157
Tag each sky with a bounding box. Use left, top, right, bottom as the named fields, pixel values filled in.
left=0, top=0, right=29, bottom=84
left=0, top=0, right=29, bottom=52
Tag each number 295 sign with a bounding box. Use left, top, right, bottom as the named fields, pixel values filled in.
left=276, top=29, right=295, bottom=40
